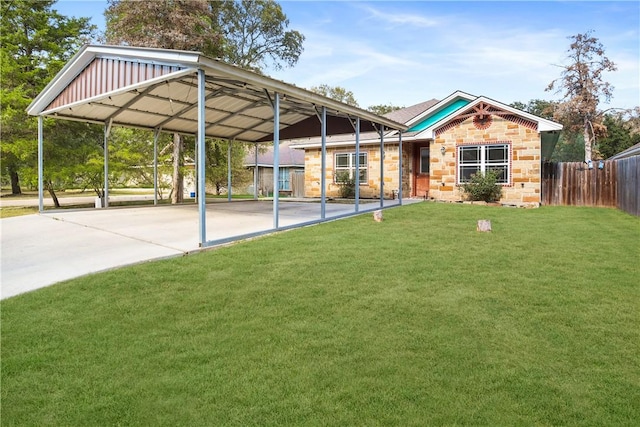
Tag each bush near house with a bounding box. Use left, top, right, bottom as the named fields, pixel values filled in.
left=461, top=169, right=503, bottom=202
left=336, top=171, right=356, bottom=198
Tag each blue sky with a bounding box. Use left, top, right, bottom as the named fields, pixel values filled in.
left=54, top=0, right=640, bottom=111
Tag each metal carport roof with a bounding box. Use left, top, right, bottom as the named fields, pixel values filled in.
left=27, top=45, right=406, bottom=141
left=27, top=44, right=408, bottom=247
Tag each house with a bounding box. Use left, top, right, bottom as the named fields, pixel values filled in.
left=244, top=139, right=305, bottom=197
left=290, top=91, right=563, bottom=206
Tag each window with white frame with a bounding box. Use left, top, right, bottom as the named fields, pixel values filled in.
left=458, top=144, right=510, bottom=184
left=334, top=152, right=368, bottom=184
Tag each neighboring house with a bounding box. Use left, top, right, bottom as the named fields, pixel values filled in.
left=290, top=91, right=563, bottom=206
left=244, top=139, right=305, bottom=197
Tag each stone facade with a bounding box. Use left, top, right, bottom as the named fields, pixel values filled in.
left=304, top=144, right=402, bottom=199
left=427, top=115, right=542, bottom=206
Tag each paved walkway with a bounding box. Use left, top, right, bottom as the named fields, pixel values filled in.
left=1, top=199, right=417, bottom=299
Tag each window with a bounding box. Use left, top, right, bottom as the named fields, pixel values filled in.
left=278, top=167, right=290, bottom=190
left=335, top=152, right=367, bottom=184
left=420, top=147, right=430, bottom=174
left=458, top=144, right=509, bottom=184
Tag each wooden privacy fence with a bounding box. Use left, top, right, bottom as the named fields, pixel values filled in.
left=542, top=157, right=639, bottom=216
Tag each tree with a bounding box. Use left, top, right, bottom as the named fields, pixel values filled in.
left=105, top=0, right=223, bottom=204
left=309, top=84, right=359, bottom=107
left=367, top=104, right=404, bottom=116
left=104, top=0, right=221, bottom=52
left=597, top=111, right=640, bottom=159
left=105, top=0, right=304, bottom=202
left=205, top=139, right=252, bottom=195
left=510, top=99, right=557, bottom=120
left=546, top=31, right=617, bottom=163
left=211, top=0, right=305, bottom=73
left=1, top=0, right=95, bottom=194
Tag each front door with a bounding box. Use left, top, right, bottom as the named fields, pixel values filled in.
left=414, top=143, right=430, bottom=198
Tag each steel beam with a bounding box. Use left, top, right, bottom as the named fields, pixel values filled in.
left=197, top=69, right=207, bottom=246
left=38, top=116, right=44, bottom=213
left=153, top=128, right=160, bottom=205
left=272, top=92, right=280, bottom=229
left=379, top=127, right=384, bottom=208
left=398, top=131, right=403, bottom=205
left=104, top=118, right=113, bottom=208
left=321, top=106, right=327, bottom=219
left=227, top=141, right=232, bottom=202
left=355, top=116, right=360, bottom=213
left=254, top=143, right=258, bottom=200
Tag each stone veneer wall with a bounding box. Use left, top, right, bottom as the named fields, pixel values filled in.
left=428, top=116, right=542, bottom=206
left=304, top=144, right=401, bottom=199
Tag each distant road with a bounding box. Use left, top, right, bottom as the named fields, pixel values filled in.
left=0, top=194, right=156, bottom=208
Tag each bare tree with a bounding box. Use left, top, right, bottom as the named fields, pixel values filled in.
left=546, top=31, right=617, bottom=164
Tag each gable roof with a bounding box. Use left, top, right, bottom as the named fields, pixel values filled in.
left=412, top=92, right=562, bottom=139
left=27, top=45, right=407, bottom=143
left=289, top=91, right=562, bottom=150
left=384, top=99, right=439, bottom=124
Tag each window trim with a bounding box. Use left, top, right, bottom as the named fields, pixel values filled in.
left=334, top=152, right=368, bottom=185
left=456, top=142, right=512, bottom=185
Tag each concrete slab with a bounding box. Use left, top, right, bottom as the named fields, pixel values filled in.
left=1, top=199, right=415, bottom=300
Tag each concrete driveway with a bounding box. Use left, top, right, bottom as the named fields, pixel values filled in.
left=1, top=199, right=406, bottom=299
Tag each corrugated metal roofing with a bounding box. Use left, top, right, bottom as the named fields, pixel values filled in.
left=27, top=45, right=406, bottom=143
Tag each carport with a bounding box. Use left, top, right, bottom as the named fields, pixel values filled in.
left=27, top=45, right=407, bottom=247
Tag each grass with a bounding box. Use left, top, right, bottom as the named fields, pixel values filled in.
left=0, top=206, right=39, bottom=218
left=2, top=203, right=639, bottom=426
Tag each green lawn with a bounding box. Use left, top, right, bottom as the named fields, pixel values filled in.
left=2, top=203, right=639, bottom=426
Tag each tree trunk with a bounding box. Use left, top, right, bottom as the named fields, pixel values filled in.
left=10, top=169, right=21, bottom=195
left=171, top=133, right=183, bottom=204
left=584, top=119, right=593, bottom=164
left=45, top=180, right=61, bottom=208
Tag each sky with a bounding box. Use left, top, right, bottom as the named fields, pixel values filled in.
left=53, top=0, right=640, bottom=111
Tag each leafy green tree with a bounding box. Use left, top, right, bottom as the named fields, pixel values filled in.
left=1, top=0, right=95, bottom=194
left=367, top=104, right=404, bottom=116
left=546, top=31, right=617, bottom=163
left=510, top=99, right=557, bottom=120
left=597, top=112, right=640, bottom=159
left=309, top=84, right=359, bottom=107
left=211, top=0, right=305, bottom=73
left=205, top=140, right=252, bottom=195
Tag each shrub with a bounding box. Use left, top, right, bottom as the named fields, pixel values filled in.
left=336, top=171, right=355, bottom=198
left=461, top=170, right=503, bottom=202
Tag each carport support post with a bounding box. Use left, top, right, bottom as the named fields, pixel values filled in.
left=272, top=92, right=280, bottom=229
left=38, top=116, right=44, bottom=212
left=398, top=131, right=403, bottom=205
left=253, top=143, right=258, bottom=200
left=104, top=119, right=113, bottom=208
left=379, top=127, right=384, bottom=209
left=197, top=68, right=207, bottom=246
left=227, top=141, right=232, bottom=202
left=153, top=128, right=160, bottom=206
left=320, top=106, right=327, bottom=219
left=355, top=117, right=360, bottom=213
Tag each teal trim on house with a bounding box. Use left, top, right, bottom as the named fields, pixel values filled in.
left=407, top=99, right=471, bottom=132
